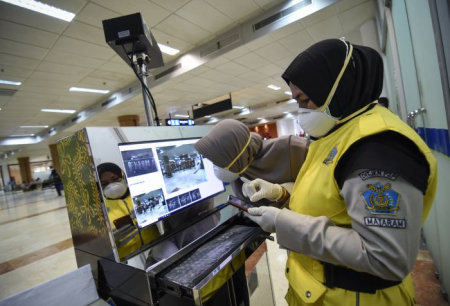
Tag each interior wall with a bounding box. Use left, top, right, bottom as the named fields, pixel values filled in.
left=389, top=0, right=450, bottom=296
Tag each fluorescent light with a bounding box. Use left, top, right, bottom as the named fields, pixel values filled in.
left=205, top=115, right=211, bottom=118
left=284, top=91, right=292, bottom=96
left=158, top=43, right=180, bottom=55
left=10, top=134, right=35, bottom=137
left=257, top=117, right=264, bottom=120
left=267, top=85, right=281, bottom=90
left=0, top=0, right=76, bottom=22
left=232, top=106, right=244, bottom=109
left=41, top=109, right=76, bottom=114
left=70, top=87, right=109, bottom=94
left=0, top=79, right=21, bottom=86
left=20, top=125, right=49, bottom=128
left=175, top=114, right=189, bottom=118
left=283, top=111, right=289, bottom=114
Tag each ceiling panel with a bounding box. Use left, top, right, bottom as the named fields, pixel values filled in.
left=97, top=62, right=135, bottom=75
left=233, top=53, right=271, bottom=70
left=306, top=16, right=345, bottom=42
left=338, top=1, right=374, bottom=34
left=29, top=71, right=85, bottom=84
left=52, top=36, right=115, bottom=61
left=254, top=42, right=293, bottom=63
left=198, top=69, right=235, bottom=82
left=176, top=0, right=234, bottom=33
left=0, top=20, right=59, bottom=49
left=42, top=0, right=88, bottom=14
left=203, top=56, right=229, bottom=68
left=345, top=30, right=364, bottom=46
left=0, top=38, right=49, bottom=60
left=155, top=14, right=211, bottom=44
left=278, top=30, right=315, bottom=57
left=205, top=0, right=260, bottom=21
left=300, top=5, right=338, bottom=28
left=75, top=2, right=120, bottom=29
left=0, top=2, right=69, bottom=34
left=0, top=54, right=40, bottom=70
left=270, top=19, right=304, bottom=40
left=92, top=0, right=171, bottom=27
left=238, top=70, right=269, bottom=82
left=150, top=0, right=191, bottom=13
left=336, top=0, right=369, bottom=13
left=245, top=34, right=276, bottom=51
left=63, top=21, right=107, bottom=46
left=255, top=63, right=284, bottom=77
left=44, top=50, right=106, bottom=69
left=88, top=70, right=134, bottom=83
left=0, top=65, right=33, bottom=78
left=214, top=62, right=250, bottom=76
left=36, top=61, right=94, bottom=77
left=18, top=84, right=69, bottom=96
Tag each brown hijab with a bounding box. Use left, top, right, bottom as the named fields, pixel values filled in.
left=194, top=119, right=309, bottom=203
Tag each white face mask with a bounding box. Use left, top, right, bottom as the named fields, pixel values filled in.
left=297, top=107, right=338, bottom=138
left=213, top=165, right=239, bottom=183
left=103, top=182, right=128, bottom=199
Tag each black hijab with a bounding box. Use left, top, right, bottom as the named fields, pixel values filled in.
left=282, top=39, right=383, bottom=119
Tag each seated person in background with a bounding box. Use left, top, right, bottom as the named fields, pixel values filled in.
left=194, top=119, right=309, bottom=207
left=97, top=162, right=159, bottom=260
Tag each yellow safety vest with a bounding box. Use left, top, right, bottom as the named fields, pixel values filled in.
left=285, top=105, right=437, bottom=305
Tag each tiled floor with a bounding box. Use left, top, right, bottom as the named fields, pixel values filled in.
left=0, top=189, right=448, bottom=306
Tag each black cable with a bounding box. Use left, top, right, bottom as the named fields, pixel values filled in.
left=122, top=44, right=160, bottom=125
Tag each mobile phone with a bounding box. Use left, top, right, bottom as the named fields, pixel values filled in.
left=227, top=195, right=252, bottom=212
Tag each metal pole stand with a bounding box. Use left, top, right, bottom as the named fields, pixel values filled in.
left=135, top=53, right=156, bottom=126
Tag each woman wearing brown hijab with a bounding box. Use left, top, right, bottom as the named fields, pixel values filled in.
left=245, top=39, right=437, bottom=305
left=194, top=118, right=309, bottom=206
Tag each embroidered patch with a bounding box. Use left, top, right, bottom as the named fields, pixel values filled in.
left=359, top=170, right=398, bottom=181
left=364, top=217, right=406, bottom=228
left=361, top=182, right=400, bottom=215
left=323, top=145, right=338, bottom=165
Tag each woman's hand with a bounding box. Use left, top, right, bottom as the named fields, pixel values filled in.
left=241, top=177, right=283, bottom=202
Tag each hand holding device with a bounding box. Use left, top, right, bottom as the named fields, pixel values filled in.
left=246, top=206, right=281, bottom=233
left=241, top=178, right=283, bottom=202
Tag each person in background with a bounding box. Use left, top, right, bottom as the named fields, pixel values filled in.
left=50, top=168, right=63, bottom=197
left=97, top=162, right=159, bottom=260
left=245, top=39, right=437, bottom=305
left=379, top=97, right=389, bottom=108
left=194, top=119, right=309, bottom=207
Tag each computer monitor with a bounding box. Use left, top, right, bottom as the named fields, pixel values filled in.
left=118, top=137, right=225, bottom=229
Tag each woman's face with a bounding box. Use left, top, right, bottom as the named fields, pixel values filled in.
left=100, top=171, right=122, bottom=189
left=289, top=82, right=319, bottom=110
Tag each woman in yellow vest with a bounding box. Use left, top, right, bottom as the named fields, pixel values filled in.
left=97, top=162, right=160, bottom=261
left=245, top=39, right=437, bottom=305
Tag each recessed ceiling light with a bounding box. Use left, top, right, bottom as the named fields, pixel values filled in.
left=267, top=85, right=281, bottom=90
left=232, top=106, right=244, bottom=109
left=283, top=112, right=289, bottom=114
left=257, top=117, right=264, bottom=120
left=69, top=87, right=109, bottom=94
left=0, top=0, right=76, bottom=22
left=0, top=79, right=21, bottom=86
left=284, top=91, right=292, bottom=95
left=20, top=125, right=49, bottom=128
left=175, top=114, right=189, bottom=118
left=158, top=43, right=180, bottom=55
left=41, top=109, right=76, bottom=114
left=10, top=134, right=35, bottom=137
left=205, top=115, right=211, bottom=118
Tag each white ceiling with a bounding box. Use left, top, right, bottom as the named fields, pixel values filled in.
left=0, top=0, right=375, bottom=162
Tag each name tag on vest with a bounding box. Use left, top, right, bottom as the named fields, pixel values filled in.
left=364, top=217, right=406, bottom=228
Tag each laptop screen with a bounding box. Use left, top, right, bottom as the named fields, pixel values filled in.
left=118, top=137, right=225, bottom=229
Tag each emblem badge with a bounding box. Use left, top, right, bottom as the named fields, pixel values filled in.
left=361, top=182, right=400, bottom=215
left=323, top=145, right=338, bottom=165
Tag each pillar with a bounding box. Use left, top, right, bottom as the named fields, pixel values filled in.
left=17, top=157, right=32, bottom=183
left=49, top=144, right=61, bottom=175
left=118, top=115, right=140, bottom=127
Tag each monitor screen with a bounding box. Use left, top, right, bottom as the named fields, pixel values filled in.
left=118, top=138, right=225, bottom=229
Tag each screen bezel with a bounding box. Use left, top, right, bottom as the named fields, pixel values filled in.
left=118, top=137, right=225, bottom=229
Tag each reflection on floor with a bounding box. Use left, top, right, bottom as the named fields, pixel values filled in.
left=0, top=189, right=449, bottom=306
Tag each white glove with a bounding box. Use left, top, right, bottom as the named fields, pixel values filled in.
left=246, top=206, right=281, bottom=233
left=241, top=177, right=283, bottom=202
